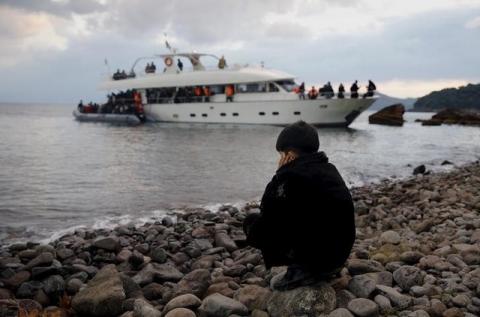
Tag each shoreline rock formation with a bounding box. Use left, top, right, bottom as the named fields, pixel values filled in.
left=1, top=161, right=480, bottom=317
left=419, top=109, right=480, bottom=126
left=368, top=104, right=406, bottom=126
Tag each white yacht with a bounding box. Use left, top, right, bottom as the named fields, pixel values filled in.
left=99, top=52, right=376, bottom=127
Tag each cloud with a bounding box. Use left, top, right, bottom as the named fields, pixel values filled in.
left=0, top=6, right=68, bottom=67
left=0, top=0, right=480, bottom=101
left=465, top=16, right=480, bottom=28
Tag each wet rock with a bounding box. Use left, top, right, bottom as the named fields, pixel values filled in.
left=163, top=294, right=202, bottom=314
left=31, top=265, right=60, bottom=279
left=56, top=248, right=74, bottom=260
left=24, top=252, right=54, bottom=270
left=174, top=269, right=211, bottom=298
left=129, top=250, right=145, bottom=267
left=0, top=288, right=13, bottom=299
left=251, top=310, right=269, bottom=317
left=117, top=249, right=133, bottom=263
left=206, top=282, right=234, bottom=298
left=400, top=251, right=424, bottom=264
left=164, top=308, right=196, bottom=317
left=233, top=285, right=271, bottom=311
left=267, top=283, right=336, bottom=317
left=93, top=236, right=120, bottom=251
left=393, top=266, right=424, bottom=291
left=347, top=298, right=379, bottom=317
left=223, top=264, right=247, bottom=277
left=413, top=165, right=427, bottom=175
left=142, top=283, right=164, bottom=300
left=198, top=293, right=248, bottom=317
left=368, top=104, right=405, bottom=126
left=72, top=264, right=126, bottom=317
left=336, top=289, right=356, bottom=309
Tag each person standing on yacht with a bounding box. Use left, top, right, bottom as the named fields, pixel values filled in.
left=225, top=84, right=235, bottom=102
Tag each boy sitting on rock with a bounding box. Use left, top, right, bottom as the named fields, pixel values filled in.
left=243, top=121, right=355, bottom=290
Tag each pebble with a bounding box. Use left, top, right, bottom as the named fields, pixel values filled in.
left=347, top=298, right=379, bottom=317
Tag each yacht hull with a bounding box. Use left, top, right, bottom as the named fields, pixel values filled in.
left=144, top=98, right=375, bottom=126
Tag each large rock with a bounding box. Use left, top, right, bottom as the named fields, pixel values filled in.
left=132, top=263, right=184, bottom=286
left=72, top=264, right=126, bottom=316
left=214, top=232, right=238, bottom=252
left=24, top=252, right=54, bottom=270
left=392, top=266, right=424, bottom=291
left=421, top=108, right=480, bottom=126
left=233, top=285, right=272, bottom=311
left=375, top=285, right=412, bottom=309
left=368, top=104, right=405, bottom=126
left=198, top=293, right=248, bottom=317
left=93, top=236, right=120, bottom=251
left=348, top=274, right=376, bottom=298
left=163, top=294, right=202, bottom=314
left=164, top=308, right=196, bottom=317
left=347, top=298, right=379, bottom=317
left=133, top=298, right=161, bottom=317
left=267, top=283, right=336, bottom=317
left=174, top=269, right=211, bottom=298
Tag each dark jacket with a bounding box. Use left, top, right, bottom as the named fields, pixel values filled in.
left=245, top=152, right=355, bottom=272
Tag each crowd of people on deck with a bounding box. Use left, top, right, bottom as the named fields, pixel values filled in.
left=77, top=90, right=144, bottom=115
left=297, top=80, right=376, bottom=100
left=112, top=69, right=136, bottom=80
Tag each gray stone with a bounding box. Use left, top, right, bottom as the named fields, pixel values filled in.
left=373, top=294, right=392, bottom=312
left=66, top=278, right=84, bottom=295
left=174, top=269, right=211, bottom=299
left=400, top=251, right=424, bottom=264
left=329, top=308, right=354, bottom=317
left=380, top=230, right=401, bottom=245
left=393, top=266, right=424, bottom=291
left=348, top=274, right=376, bottom=298
left=42, top=274, right=65, bottom=297
left=72, top=264, right=126, bottom=317
left=407, top=310, right=430, bottom=317
left=24, top=252, right=54, bottom=270
left=233, top=285, right=271, bottom=311
left=93, top=236, right=120, bottom=251
left=164, top=308, right=196, bottom=317
left=214, top=232, right=238, bottom=252
left=151, top=247, right=167, bottom=264
left=132, top=263, right=184, bottom=286
left=56, top=248, right=74, bottom=260
left=347, top=259, right=385, bottom=275
left=163, top=294, right=202, bottom=314
left=376, top=285, right=412, bottom=309
left=452, top=294, right=470, bottom=307
left=336, top=289, right=356, bottom=309
left=198, top=293, right=248, bottom=317
left=347, top=298, right=379, bottom=317
left=16, top=281, right=43, bottom=298
left=133, top=298, right=161, bottom=317
left=267, top=283, right=336, bottom=317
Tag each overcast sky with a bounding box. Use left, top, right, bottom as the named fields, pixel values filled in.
left=0, top=0, right=479, bottom=103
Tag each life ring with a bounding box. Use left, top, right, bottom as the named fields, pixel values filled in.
left=164, top=57, right=173, bottom=67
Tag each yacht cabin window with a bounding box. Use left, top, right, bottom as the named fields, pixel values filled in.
left=236, top=83, right=266, bottom=93
left=275, top=80, right=297, bottom=92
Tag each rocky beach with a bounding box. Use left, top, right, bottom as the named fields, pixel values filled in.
left=1, top=162, right=480, bottom=317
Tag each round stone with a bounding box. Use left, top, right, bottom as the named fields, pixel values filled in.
left=347, top=298, right=379, bottom=317
left=380, top=230, right=401, bottom=245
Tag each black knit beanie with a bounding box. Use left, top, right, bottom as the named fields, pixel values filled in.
left=276, top=121, right=319, bottom=154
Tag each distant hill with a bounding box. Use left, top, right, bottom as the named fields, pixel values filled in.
left=413, top=83, right=480, bottom=111
left=369, top=93, right=417, bottom=111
